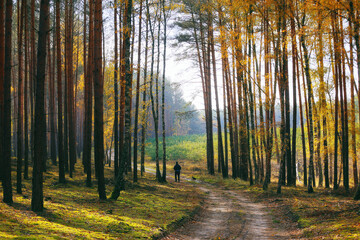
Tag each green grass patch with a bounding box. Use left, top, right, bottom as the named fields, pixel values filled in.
left=0, top=162, right=202, bottom=239
left=145, top=135, right=208, bottom=161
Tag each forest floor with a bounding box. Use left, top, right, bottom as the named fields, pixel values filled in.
left=0, top=162, right=203, bottom=239
left=154, top=166, right=297, bottom=240
left=157, top=160, right=360, bottom=240
left=161, top=180, right=296, bottom=239
left=1, top=160, right=360, bottom=239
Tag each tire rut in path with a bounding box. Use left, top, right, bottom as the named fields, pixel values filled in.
left=162, top=181, right=290, bottom=240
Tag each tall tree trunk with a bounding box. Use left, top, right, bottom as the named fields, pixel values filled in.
left=0, top=0, right=5, bottom=183
left=317, top=6, right=329, bottom=188
left=290, top=1, right=297, bottom=187
left=24, top=0, right=29, bottom=180
left=331, top=12, right=339, bottom=190
left=340, top=19, right=349, bottom=192
left=93, top=0, right=106, bottom=200
left=66, top=0, right=76, bottom=178
left=212, top=5, right=224, bottom=177
left=83, top=0, right=94, bottom=187
left=2, top=0, right=13, bottom=204
left=114, top=1, right=119, bottom=180
left=17, top=0, right=25, bottom=194
left=300, top=15, right=314, bottom=193
left=161, top=0, right=167, bottom=183
left=133, top=0, right=143, bottom=182
left=140, top=4, right=150, bottom=176
left=247, top=5, right=256, bottom=185
left=112, top=0, right=133, bottom=199
left=349, top=7, right=358, bottom=187
left=147, top=0, right=161, bottom=182
left=347, top=2, right=360, bottom=202
left=56, top=0, right=65, bottom=184
left=277, top=8, right=286, bottom=194
left=49, top=17, right=56, bottom=167
left=30, top=0, right=35, bottom=166
left=122, top=0, right=133, bottom=176
left=63, top=0, right=69, bottom=174
left=32, top=0, right=50, bottom=212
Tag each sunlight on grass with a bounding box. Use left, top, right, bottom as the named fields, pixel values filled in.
left=0, top=162, right=202, bottom=239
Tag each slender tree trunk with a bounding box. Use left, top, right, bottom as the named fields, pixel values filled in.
left=17, top=0, right=25, bottom=194
left=32, top=0, right=50, bottom=212
left=317, top=7, right=329, bottom=188
left=117, top=1, right=126, bottom=188
left=161, top=0, right=167, bottom=183
left=83, top=0, right=94, bottom=187
left=247, top=6, right=256, bottom=185
left=66, top=0, right=76, bottom=178
left=2, top=0, right=13, bottom=204
left=300, top=15, right=314, bottom=193
left=122, top=0, right=133, bottom=176
left=340, top=19, right=349, bottom=192
left=49, top=17, right=56, bottom=167
left=24, top=0, right=29, bottom=180
left=277, top=8, right=286, bottom=193
left=290, top=1, right=297, bottom=186
left=347, top=2, right=360, bottom=202
left=133, top=0, right=143, bottom=182
left=332, top=12, right=339, bottom=190
left=114, top=1, right=119, bottom=180
left=349, top=8, right=358, bottom=187
left=148, top=0, right=161, bottom=182
left=140, top=5, right=150, bottom=176
left=56, top=0, right=65, bottom=184
left=93, top=0, right=106, bottom=200
left=63, top=1, right=69, bottom=174
left=211, top=5, right=224, bottom=177
left=0, top=0, right=5, bottom=183
left=112, top=0, right=133, bottom=199
left=30, top=0, right=35, bottom=166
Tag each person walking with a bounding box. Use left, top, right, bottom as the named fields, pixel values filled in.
left=174, top=162, right=181, bottom=182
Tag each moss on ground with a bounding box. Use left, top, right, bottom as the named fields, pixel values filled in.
left=0, top=163, right=202, bottom=239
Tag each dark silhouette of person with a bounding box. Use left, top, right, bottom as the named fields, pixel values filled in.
left=174, top=162, right=181, bottom=182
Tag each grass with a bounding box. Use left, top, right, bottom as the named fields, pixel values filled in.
left=0, top=161, right=203, bottom=239
left=145, top=135, right=208, bottom=162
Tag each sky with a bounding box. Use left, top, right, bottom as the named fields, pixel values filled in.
left=102, top=4, right=210, bottom=111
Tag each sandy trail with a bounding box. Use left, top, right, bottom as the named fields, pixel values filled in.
left=160, top=177, right=292, bottom=240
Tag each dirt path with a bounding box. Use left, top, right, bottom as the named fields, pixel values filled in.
left=161, top=178, right=293, bottom=240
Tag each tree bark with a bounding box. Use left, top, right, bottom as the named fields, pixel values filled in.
left=134, top=0, right=143, bottom=182
left=93, top=0, right=106, bottom=200
left=24, top=0, right=29, bottom=180
left=32, top=0, right=50, bottom=212
left=161, top=0, right=167, bottom=183
left=300, top=15, right=314, bottom=193
left=114, top=1, right=119, bottom=181
left=66, top=0, right=76, bottom=178
left=56, top=0, right=65, bottom=184
left=83, top=0, right=94, bottom=187
left=17, top=0, right=25, bottom=194
left=112, top=0, right=134, bottom=198
left=0, top=0, right=5, bottom=183
left=2, top=0, right=13, bottom=204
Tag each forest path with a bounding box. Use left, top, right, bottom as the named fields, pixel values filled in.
left=157, top=174, right=293, bottom=240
